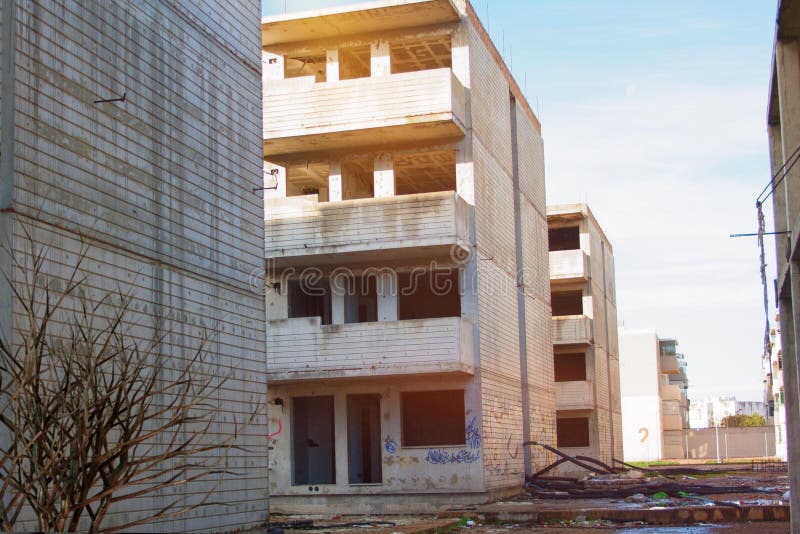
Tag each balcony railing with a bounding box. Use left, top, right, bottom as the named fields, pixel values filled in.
left=549, top=249, right=590, bottom=284
left=263, top=68, right=466, bottom=157
left=266, top=316, right=475, bottom=382
left=264, top=191, right=473, bottom=267
left=555, top=380, right=595, bottom=410
left=552, top=315, right=593, bottom=346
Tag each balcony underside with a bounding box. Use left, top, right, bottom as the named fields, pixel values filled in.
left=267, top=242, right=466, bottom=269
left=263, top=118, right=464, bottom=159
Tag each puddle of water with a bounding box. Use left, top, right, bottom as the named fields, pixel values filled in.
left=619, top=526, right=725, bottom=533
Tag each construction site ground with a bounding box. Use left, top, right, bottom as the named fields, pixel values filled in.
left=256, top=463, right=790, bottom=533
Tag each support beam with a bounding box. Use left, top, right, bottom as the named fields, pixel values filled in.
left=328, top=160, right=342, bottom=202
left=370, top=40, right=390, bottom=77
left=326, top=49, right=339, bottom=82
left=373, top=154, right=395, bottom=198
left=376, top=271, right=397, bottom=322
left=330, top=273, right=346, bottom=325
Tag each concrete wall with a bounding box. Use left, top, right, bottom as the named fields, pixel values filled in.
left=665, top=427, right=776, bottom=460
left=467, top=5, right=555, bottom=487
left=3, top=1, right=268, bottom=531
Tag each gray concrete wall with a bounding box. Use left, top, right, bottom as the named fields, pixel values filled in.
left=665, top=427, right=776, bottom=460
left=3, top=1, right=268, bottom=531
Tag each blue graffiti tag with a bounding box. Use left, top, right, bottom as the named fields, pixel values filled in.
left=465, top=416, right=481, bottom=449
left=384, top=436, right=398, bottom=454
left=425, top=448, right=480, bottom=464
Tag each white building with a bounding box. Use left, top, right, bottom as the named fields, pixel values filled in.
left=619, top=330, right=690, bottom=461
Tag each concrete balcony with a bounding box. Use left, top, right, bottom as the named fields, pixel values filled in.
left=549, top=249, right=590, bottom=285
left=552, top=315, right=593, bottom=346
left=263, top=68, right=466, bottom=158
left=264, top=191, right=473, bottom=267
left=661, top=384, right=682, bottom=402
left=660, top=353, right=681, bottom=374
left=555, top=380, right=595, bottom=410
left=266, top=316, right=475, bottom=382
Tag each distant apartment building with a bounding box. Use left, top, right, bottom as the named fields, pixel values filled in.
left=0, top=1, right=268, bottom=531
left=689, top=396, right=766, bottom=429
left=764, top=313, right=787, bottom=460
left=767, top=0, right=800, bottom=526
left=260, top=0, right=554, bottom=513
left=547, top=204, right=623, bottom=470
left=619, top=330, right=690, bottom=461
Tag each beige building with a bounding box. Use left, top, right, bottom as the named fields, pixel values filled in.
left=619, top=330, right=689, bottom=461
left=547, top=204, right=623, bottom=471
left=260, top=0, right=555, bottom=513
left=0, top=1, right=268, bottom=531
left=766, top=2, right=800, bottom=527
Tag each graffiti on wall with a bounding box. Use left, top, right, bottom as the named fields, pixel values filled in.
left=424, top=416, right=482, bottom=465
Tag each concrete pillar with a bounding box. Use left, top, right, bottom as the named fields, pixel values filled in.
left=456, top=139, right=475, bottom=205
left=451, top=23, right=470, bottom=89
left=326, top=49, right=339, bottom=82
left=330, top=272, right=346, bottom=325
left=769, top=125, right=789, bottom=263
left=779, top=281, right=800, bottom=533
left=370, top=40, right=391, bottom=77
left=328, top=160, right=343, bottom=202
left=376, top=271, right=398, bottom=322
left=373, top=154, right=395, bottom=198
left=263, top=162, right=286, bottom=201
left=262, top=51, right=284, bottom=82
left=777, top=40, right=800, bottom=229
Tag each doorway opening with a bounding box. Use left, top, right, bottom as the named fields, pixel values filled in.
left=292, top=396, right=335, bottom=485
left=347, top=394, right=382, bottom=484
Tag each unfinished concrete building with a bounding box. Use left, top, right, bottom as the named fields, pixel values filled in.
left=619, top=330, right=690, bottom=461
left=767, top=1, right=800, bottom=526
left=261, top=0, right=554, bottom=513
left=546, top=204, right=623, bottom=471
left=0, top=1, right=268, bottom=531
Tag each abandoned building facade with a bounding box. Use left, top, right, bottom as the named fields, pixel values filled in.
left=619, top=330, right=690, bottom=461
left=547, top=204, right=623, bottom=471
left=767, top=1, right=800, bottom=525
left=260, top=0, right=555, bottom=512
left=0, top=1, right=269, bottom=531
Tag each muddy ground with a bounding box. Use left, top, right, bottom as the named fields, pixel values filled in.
left=258, top=464, right=790, bottom=533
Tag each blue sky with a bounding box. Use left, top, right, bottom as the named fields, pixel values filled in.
left=263, top=1, right=778, bottom=401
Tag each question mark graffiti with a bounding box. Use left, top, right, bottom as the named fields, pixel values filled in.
left=638, top=427, right=649, bottom=443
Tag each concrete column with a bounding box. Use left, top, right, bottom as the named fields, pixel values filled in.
left=370, top=40, right=391, bottom=77
left=263, top=162, right=286, bottom=201
left=376, top=271, right=398, bottom=322
left=451, top=23, right=470, bottom=89
left=778, top=280, right=800, bottom=533
left=262, top=51, right=284, bottom=82
left=769, top=125, right=789, bottom=263
left=373, top=154, right=395, bottom=198
left=328, top=160, right=343, bottom=202
left=456, top=139, right=475, bottom=205
left=326, top=49, right=339, bottom=82
left=330, top=273, right=346, bottom=325
left=777, top=40, right=800, bottom=230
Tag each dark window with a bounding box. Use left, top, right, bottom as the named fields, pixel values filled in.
left=551, top=290, right=583, bottom=316
left=398, top=270, right=460, bottom=320
left=548, top=226, right=580, bottom=251
left=554, top=353, right=587, bottom=382
left=288, top=279, right=331, bottom=325
left=401, top=390, right=465, bottom=446
left=556, top=417, right=590, bottom=448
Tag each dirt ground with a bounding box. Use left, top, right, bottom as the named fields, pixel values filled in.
left=258, top=464, right=790, bottom=534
